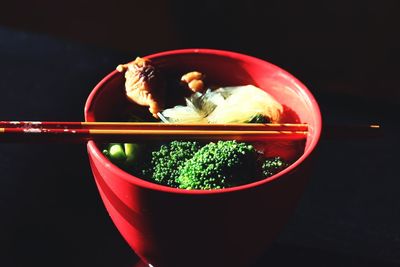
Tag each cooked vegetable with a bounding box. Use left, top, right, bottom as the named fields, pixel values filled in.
left=146, top=141, right=202, bottom=187
left=247, top=114, right=270, bottom=123
left=177, top=141, right=258, bottom=190
left=124, top=143, right=141, bottom=164
left=104, top=143, right=126, bottom=163
left=103, top=143, right=142, bottom=167
left=160, top=85, right=283, bottom=124
left=262, top=157, right=289, bottom=177
left=104, top=139, right=291, bottom=190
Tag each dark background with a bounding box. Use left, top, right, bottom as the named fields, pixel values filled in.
left=0, top=1, right=399, bottom=266
left=1, top=0, right=399, bottom=104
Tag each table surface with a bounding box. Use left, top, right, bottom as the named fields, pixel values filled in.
left=0, top=26, right=399, bottom=267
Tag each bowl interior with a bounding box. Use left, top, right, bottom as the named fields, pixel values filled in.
left=85, top=49, right=322, bottom=191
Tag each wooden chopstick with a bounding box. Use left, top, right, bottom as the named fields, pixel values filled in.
left=0, top=121, right=308, bottom=143
left=0, top=121, right=308, bottom=131
left=322, top=124, right=382, bottom=139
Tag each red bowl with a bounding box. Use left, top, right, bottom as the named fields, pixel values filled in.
left=85, top=49, right=322, bottom=267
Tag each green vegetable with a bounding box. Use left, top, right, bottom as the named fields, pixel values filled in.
left=108, top=143, right=127, bottom=163
left=247, top=114, right=270, bottom=123
left=124, top=143, right=140, bottom=164
left=103, top=143, right=142, bottom=167
left=147, top=141, right=201, bottom=187
left=178, top=140, right=257, bottom=190
left=102, top=114, right=145, bottom=168
left=104, top=140, right=291, bottom=190
left=262, top=157, right=289, bottom=177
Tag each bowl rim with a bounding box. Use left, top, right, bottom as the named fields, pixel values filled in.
left=85, top=48, right=322, bottom=195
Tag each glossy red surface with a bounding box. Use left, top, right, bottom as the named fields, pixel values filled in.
left=85, top=49, right=322, bottom=267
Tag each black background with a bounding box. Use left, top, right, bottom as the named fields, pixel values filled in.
left=0, top=1, right=399, bottom=266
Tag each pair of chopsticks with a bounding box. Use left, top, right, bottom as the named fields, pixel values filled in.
left=0, top=121, right=309, bottom=143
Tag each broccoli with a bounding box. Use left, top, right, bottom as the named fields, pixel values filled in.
left=147, top=141, right=201, bottom=187
left=177, top=140, right=258, bottom=190
left=104, top=140, right=291, bottom=190
left=262, top=157, right=289, bottom=177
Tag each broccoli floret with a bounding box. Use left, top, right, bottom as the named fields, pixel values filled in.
left=178, top=140, right=257, bottom=190
left=147, top=141, right=201, bottom=187
left=262, top=157, right=289, bottom=177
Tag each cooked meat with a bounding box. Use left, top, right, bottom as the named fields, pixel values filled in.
left=117, top=57, right=165, bottom=118
left=181, top=71, right=205, bottom=92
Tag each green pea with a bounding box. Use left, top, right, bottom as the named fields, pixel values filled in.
left=124, top=143, right=140, bottom=165
left=108, top=143, right=126, bottom=163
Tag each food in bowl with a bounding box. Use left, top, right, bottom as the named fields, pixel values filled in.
left=102, top=57, right=303, bottom=190
left=85, top=49, right=321, bottom=267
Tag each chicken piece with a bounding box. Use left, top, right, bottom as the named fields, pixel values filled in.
left=117, top=57, right=165, bottom=118
left=181, top=71, right=205, bottom=92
